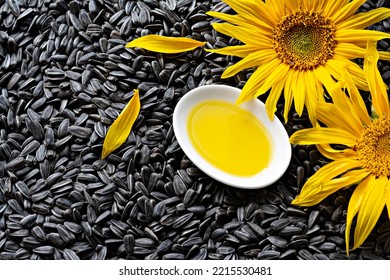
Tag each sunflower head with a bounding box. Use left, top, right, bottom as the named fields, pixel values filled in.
left=273, top=8, right=337, bottom=71
left=356, top=116, right=390, bottom=178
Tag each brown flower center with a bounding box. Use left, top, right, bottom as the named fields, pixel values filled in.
left=356, top=116, right=390, bottom=177
left=273, top=9, right=337, bottom=71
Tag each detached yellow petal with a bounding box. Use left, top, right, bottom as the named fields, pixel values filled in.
left=126, top=35, right=205, bottom=53
left=101, top=89, right=141, bottom=159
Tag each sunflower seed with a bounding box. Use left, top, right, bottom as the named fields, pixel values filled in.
left=162, top=253, right=185, bottom=260
left=298, top=249, right=316, bottom=260
left=267, top=236, right=288, bottom=248
left=257, top=250, right=280, bottom=260
left=270, top=218, right=291, bottom=231
left=33, top=246, right=54, bottom=255
left=63, top=249, right=80, bottom=260
left=289, top=239, right=309, bottom=249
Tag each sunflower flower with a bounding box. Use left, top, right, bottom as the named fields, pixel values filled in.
left=126, top=1, right=389, bottom=123
left=290, top=41, right=390, bottom=254
left=101, top=89, right=140, bottom=159
left=207, top=0, right=390, bottom=123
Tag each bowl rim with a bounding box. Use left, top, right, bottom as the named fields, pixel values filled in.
left=173, top=84, right=291, bottom=189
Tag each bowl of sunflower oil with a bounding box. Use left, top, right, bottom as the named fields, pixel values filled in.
left=173, top=85, right=291, bottom=189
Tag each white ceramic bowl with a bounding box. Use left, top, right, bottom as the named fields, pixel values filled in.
left=173, top=85, right=291, bottom=189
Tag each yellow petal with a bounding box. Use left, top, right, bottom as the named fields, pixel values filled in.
left=385, top=179, right=390, bottom=219
left=310, top=0, right=326, bottom=11
left=257, top=0, right=280, bottom=25
left=342, top=70, right=371, bottom=126
left=290, top=127, right=357, bottom=146
left=283, top=70, right=295, bottom=122
left=303, top=70, right=319, bottom=125
left=221, top=49, right=276, bottom=78
left=331, top=0, right=366, bottom=24
left=335, top=43, right=366, bottom=59
left=379, top=51, right=390, bottom=60
left=294, top=170, right=369, bottom=206
left=316, top=103, right=362, bottom=138
left=255, top=62, right=290, bottom=96
left=211, top=22, right=271, bottom=46
left=236, top=59, right=280, bottom=104
left=264, top=77, right=286, bottom=120
left=206, top=12, right=270, bottom=31
left=316, top=144, right=358, bottom=161
left=125, top=35, right=205, bottom=53
left=101, top=89, right=141, bottom=159
left=364, top=40, right=390, bottom=117
left=265, top=0, right=284, bottom=19
left=326, top=56, right=368, bottom=91
left=354, top=176, right=387, bottom=250
left=345, top=176, right=373, bottom=255
left=337, top=7, right=390, bottom=30
left=325, top=83, right=364, bottom=136
left=293, top=164, right=368, bottom=207
left=206, top=11, right=272, bottom=32
left=323, top=0, right=349, bottom=18
left=205, top=45, right=263, bottom=58
left=335, top=29, right=390, bottom=45
left=293, top=71, right=306, bottom=117
left=313, top=66, right=336, bottom=94
left=222, top=0, right=277, bottom=27
left=301, top=158, right=363, bottom=188
left=284, top=0, right=300, bottom=12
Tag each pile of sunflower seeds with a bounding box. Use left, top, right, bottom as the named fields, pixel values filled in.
left=0, top=0, right=389, bottom=260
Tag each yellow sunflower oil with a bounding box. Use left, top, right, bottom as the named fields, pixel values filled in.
left=188, top=100, right=271, bottom=177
